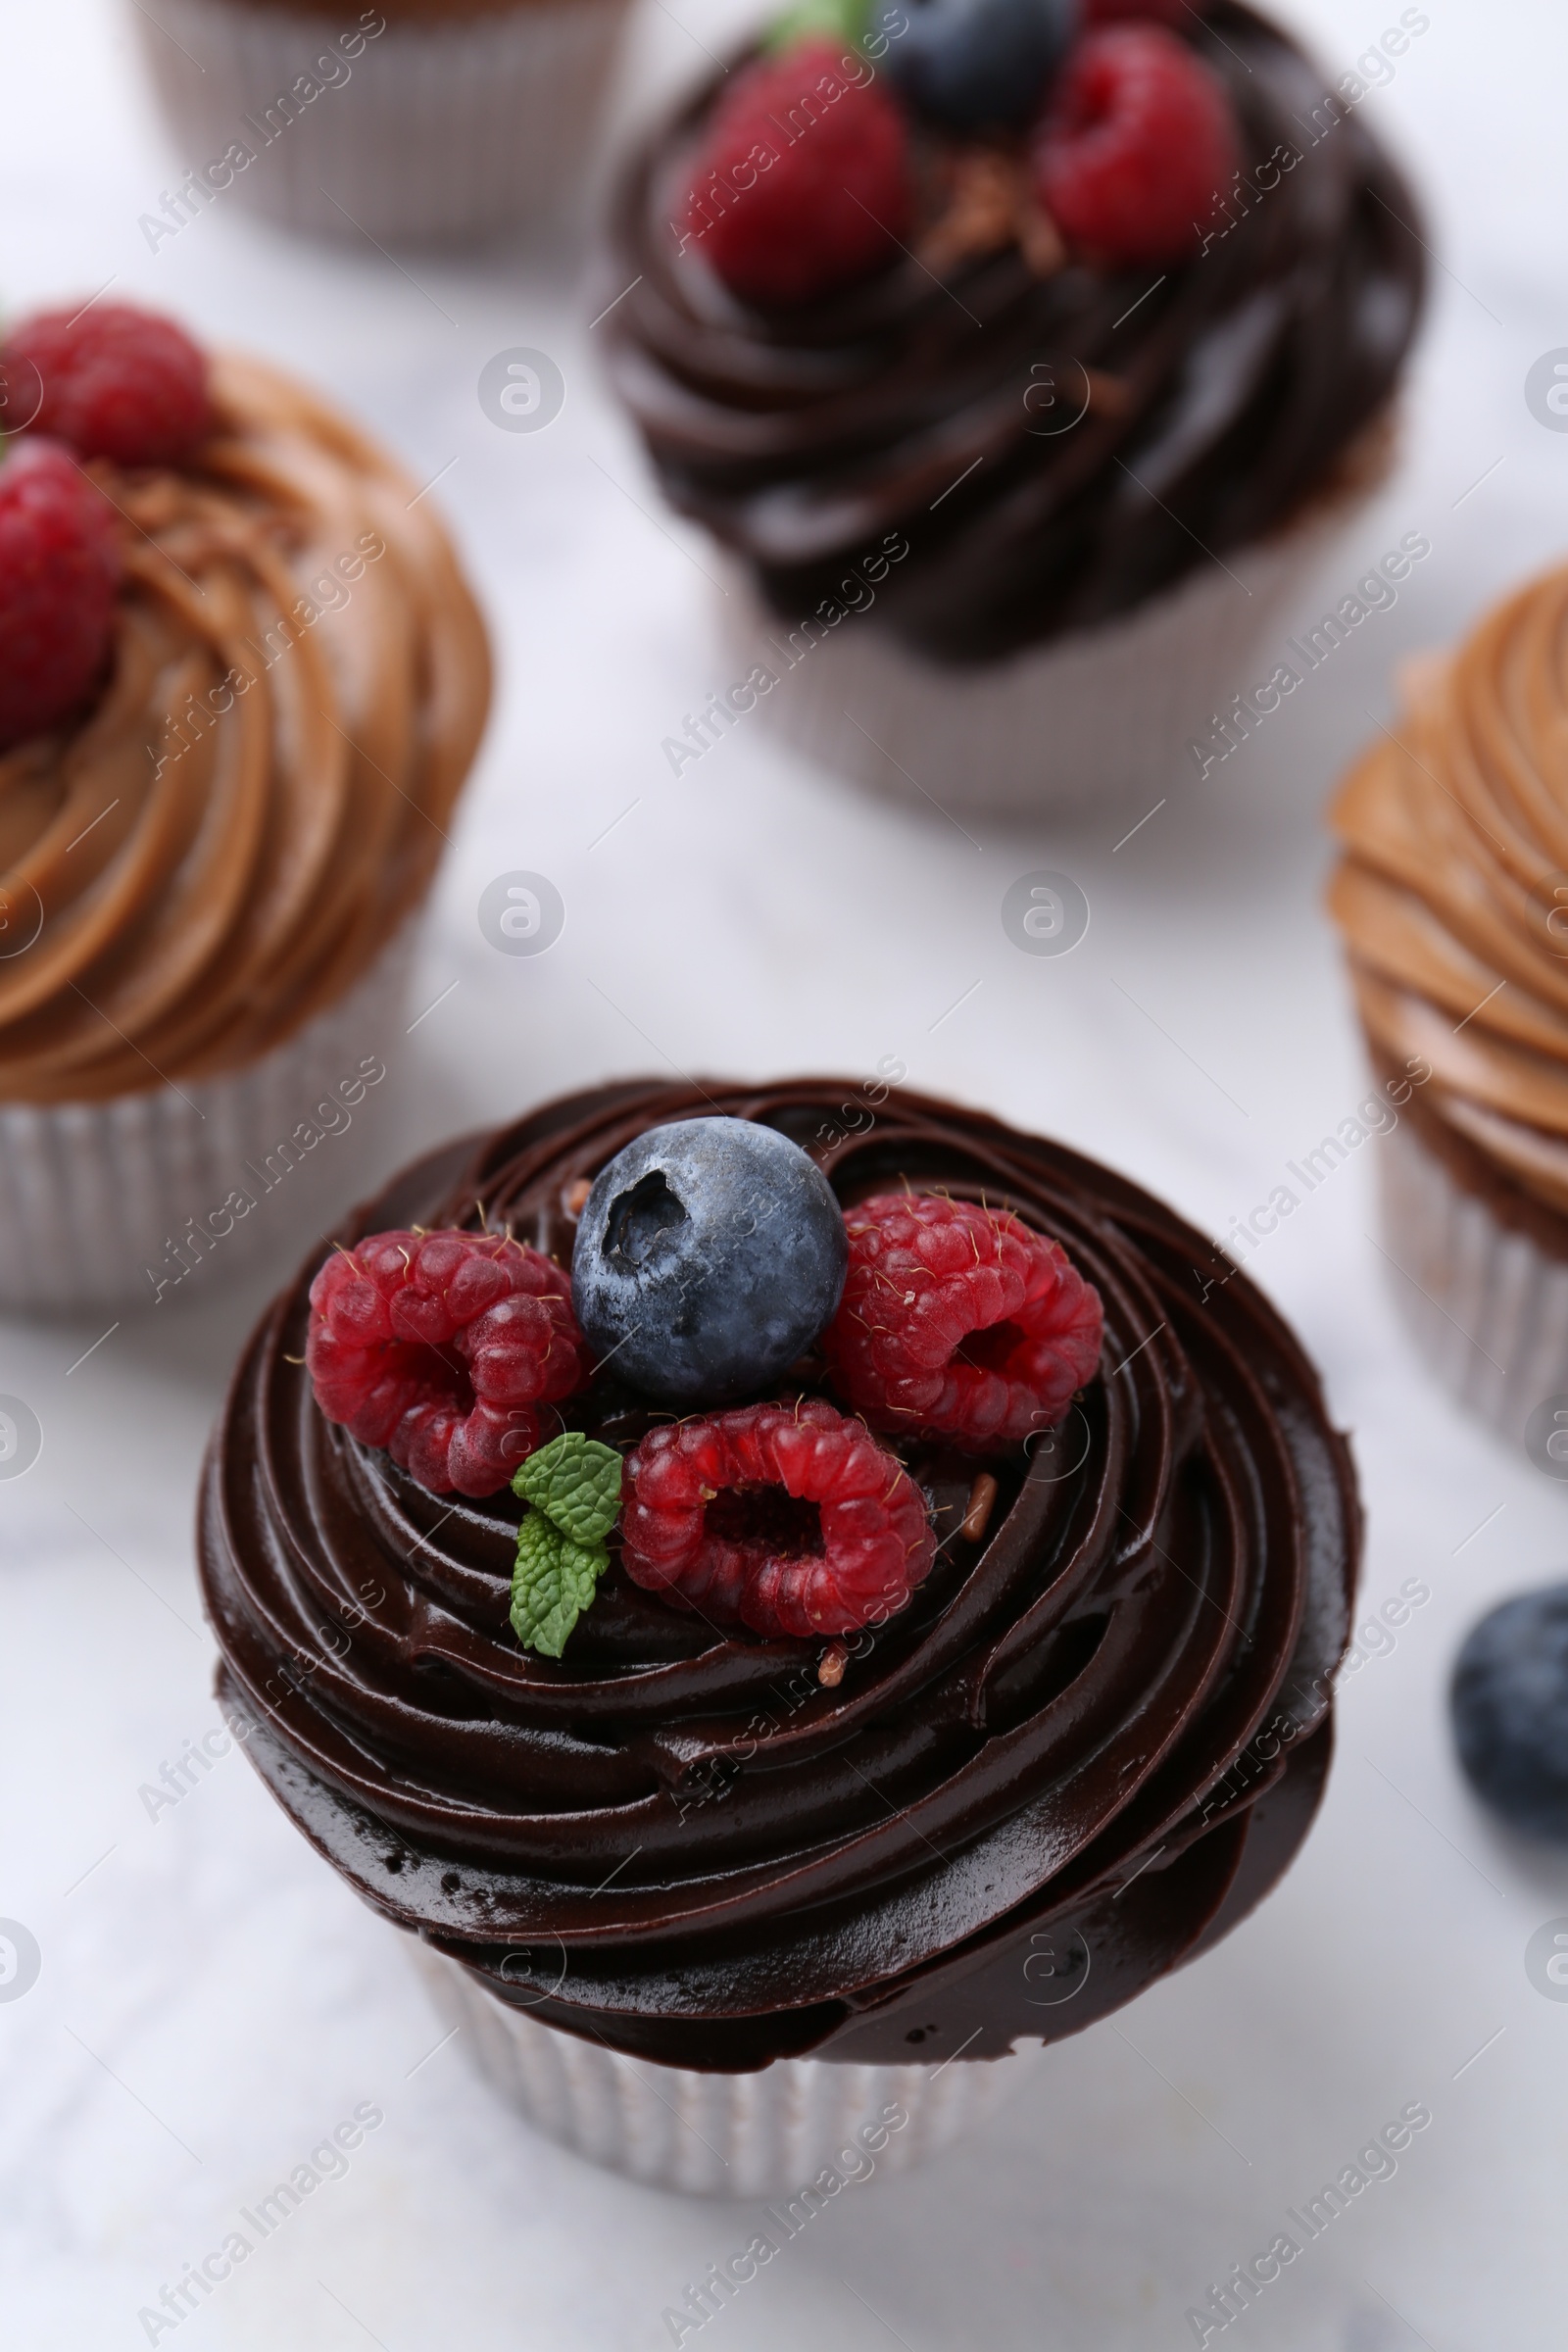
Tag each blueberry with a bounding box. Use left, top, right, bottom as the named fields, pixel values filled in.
left=875, top=0, right=1078, bottom=132
left=1450, top=1583, right=1568, bottom=1841
left=570, top=1118, right=848, bottom=1408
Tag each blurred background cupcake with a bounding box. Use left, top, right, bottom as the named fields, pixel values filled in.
left=129, top=0, right=635, bottom=245
left=1328, top=563, right=1568, bottom=1450
left=606, top=0, right=1427, bottom=815
left=0, top=297, right=490, bottom=1314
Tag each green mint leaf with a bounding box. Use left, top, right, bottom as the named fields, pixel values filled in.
left=510, top=1511, right=611, bottom=1660
left=764, top=0, right=870, bottom=53
left=512, top=1431, right=623, bottom=1547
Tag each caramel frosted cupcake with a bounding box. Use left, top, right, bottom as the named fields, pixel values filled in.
left=200, top=1080, right=1360, bottom=2194
left=1330, top=566, right=1568, bottom=1445
left=0, top=300, right=490, bottom=1311
left=607, top=0, right=1425, bottom=814
left=130, top=0, right=634, bottom=245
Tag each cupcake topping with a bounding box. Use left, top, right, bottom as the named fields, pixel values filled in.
left=620, top=1396, right=935, bottom=1638
left=1031, top=24, right=1240, bottom=265
left=879, top=0, right=1078, bottom=134
left=510, top=1434, right=624, bottom=1658
left=679, top=0, right=1241, bottom=306
left=305, top=1114, right=1104, bottom=1655
left=0, top=298, right=209, bottom=751
left=822, top=1191, right=1104, bottom=1446
left=306, top=1229, right=590, bottom=1498
left=0, top=300, right=212, bottom=467
left=681, top=36, right=914, bottom=307
left=570, top=1115, right=848, bottom=1407
left=0, top=440, right=122, bottom=752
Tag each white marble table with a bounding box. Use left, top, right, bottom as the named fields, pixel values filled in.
left=3, top=1, right=1565, bottom=2345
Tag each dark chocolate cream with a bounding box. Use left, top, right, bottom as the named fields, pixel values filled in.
left=200, top=1083, right=1360, bottom=2069
left=605, top=2, right=1425, bottom=662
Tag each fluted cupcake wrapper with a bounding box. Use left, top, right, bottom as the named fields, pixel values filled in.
left=715, top=491, right=1383, bottom=820
left=409, top=1941, right=1045, bottom=2198
left=130, top=0, right=632, bottom=245
left=1375, top=1117, right=1568, bottom=1446
left=0, top=927, right=416, bottom=1316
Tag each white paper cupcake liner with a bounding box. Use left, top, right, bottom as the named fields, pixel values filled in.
left=1375, top=1116, right=1568, bottom=1444
left=410, top=1941, right=1046, bottom=2197
left=0, top=927, right=416, bottom=1317
left=130, top=0, right=633, bottom=244
left=715, top=494, right=1377, bottom=820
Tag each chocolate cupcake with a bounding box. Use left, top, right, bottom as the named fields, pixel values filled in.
left=200, top=1080, right=1360, bottom=2193
left=130, top=0, right=632, bottom=246
left=607, top=0, right=1426, bottom=813
left=0, top=300, right=490, bottom=1310
left=1329, top=566, right=1568, bottom=1446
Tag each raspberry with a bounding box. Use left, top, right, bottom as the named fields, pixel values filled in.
left=0, top=440, right=122, bottom=753
left=621, top=1397, right=934, bottom=1639
left=683, top=39, right=914, bottom=307
left=821, top=1195, right=1103, bottom=1449
left=306, top=1230, right=591, bottom=1498
left=0, top=302, right=212, bottom=467
left=1031, top=25, right=1239, bottom=266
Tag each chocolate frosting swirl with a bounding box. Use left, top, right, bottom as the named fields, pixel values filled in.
left=606, top=3, right=1424, bottom=662
left=0, top=354, right=490, bottom=1102
left=200, top=1083, right=1359, bottom=2069
left=1330, top=568, right=1568, bottom=1237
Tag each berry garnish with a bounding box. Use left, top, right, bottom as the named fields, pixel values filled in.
left=0, top=302, right=212, bottom=468
left=1450, top=1585, right=1568, bottom=1843
left=0, top=440, right=122, bottom=754
left=1031, top=24, right=1239, bottom=266
left=572, top=1117, right=847, bottom=1407
left=306, top=1229, right=590, bottom=1498
left=621, top=1397, right=934, bottom=1639
left=877, top=0, right=1077, bottom=133
left=681, top=38, right=914, bottom=306
left=821, top=1194, right=1102, bottom=1449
